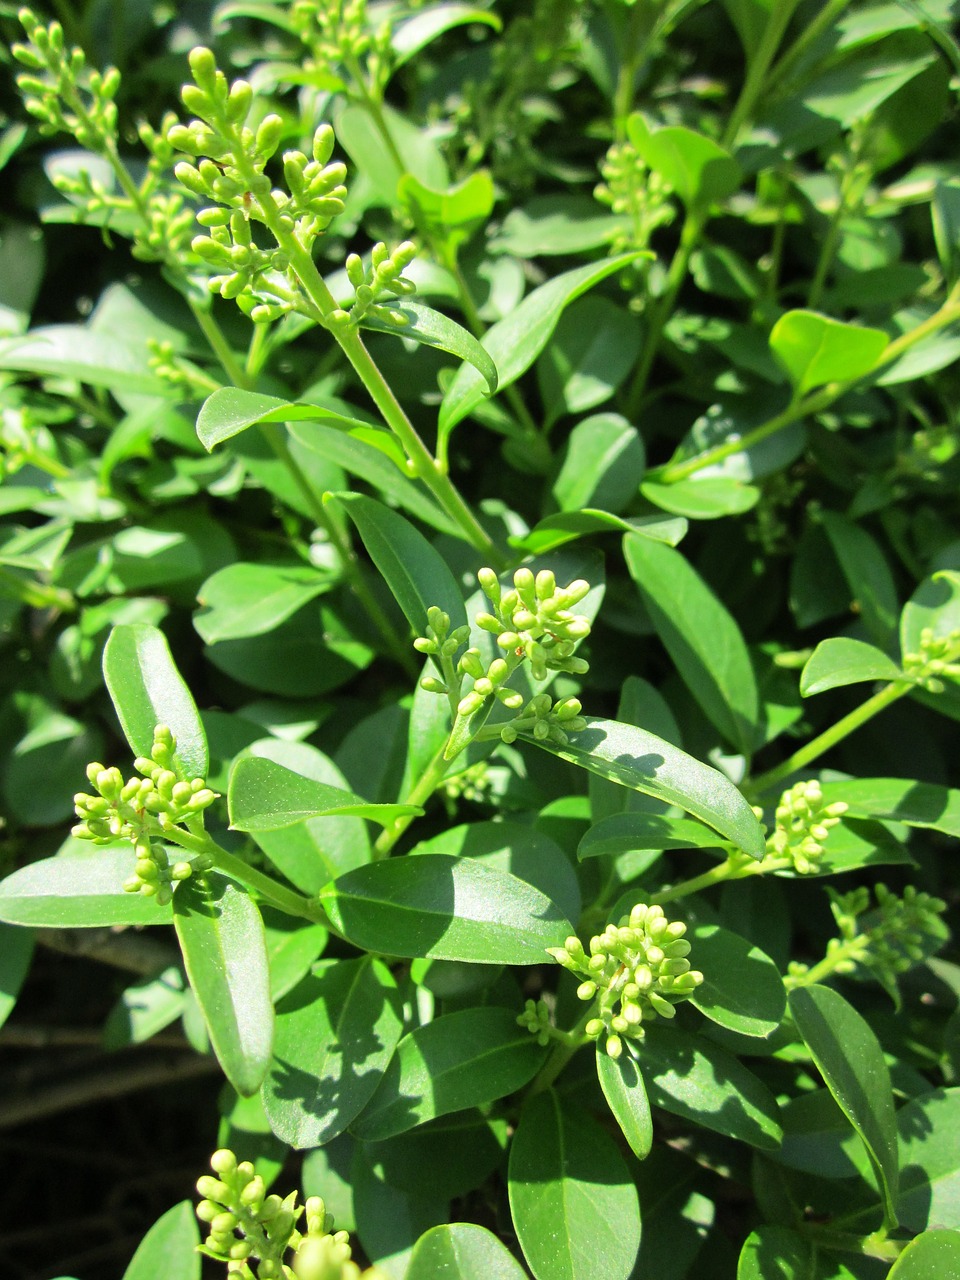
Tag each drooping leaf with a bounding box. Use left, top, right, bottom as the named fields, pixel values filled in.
left=318, top=855, right=572, bottom=964
left=529, top=718, right=766, bottom=859
left=328, top=492, right=468, bottom=638
left=102, top=624, right=208, bottom=780
left=597, top=1046, right=653, bottom=1160
left=350, top=1007, right=547, bottom=1140
left=121, top=1201, right=200, bottom=1280
left=0, top=847, right=173, bottom=928
left=800, top=637, right=904, bottom=696
left=508, top=1089, right=641, bottom=1280
left=358, top=300, right=497, bottom=394
left=261, top=957, right=403, bottom=1148
left=405, top=1223, right=528, bottom=1280
left=624, top=535, right=759, bottom=754
left=769, top=311, right=889, bottom=397
left=228, top=755, right=421, bottom=831
left=789, top=984, right=899, bottom=1225
left=173, top=874, right=274, bottom=1097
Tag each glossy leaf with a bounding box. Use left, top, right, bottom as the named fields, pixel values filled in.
left=103, top=965, right=185, bottom=1049
left=0, top=847, right=173, bottom=927
left=896, top=1087, right=960, bottom=1231
left=173, top=874, right=274, bottom=1097
left=329, top=491, right=468, bottom=638
left=689, top=925, right=786, bottom=1038
left=391, top=6, right=501, bottom=66
left=398, top=171, right=495, bottom=228
left=630, top=118, right=741, bottom=209
left=530, top=717, right=766, bottom=859
left=597, top=1045, right=653, bottom=1160
left=350, top=1007, right=546, bottom=1140
left=821, top=511, right=899, bottom=647
left=641, top=1023, right=783, bottom=1149
left=262, top=957, right=403, bottom=1148
left=0, top=325, right=167, bottom=395
left=641, top=475, right=760, bottom=519
left=0, top=923, right=34, bottom=1029
left=736, top=1226, right=814, bottom=1280
left=195, top=562, right=333, bottom=644
left=358, top=300, right=497, bottom=394
left=510, top=509, right=686, bottom=556
left=508, top=1089, right=641, bottom=1280
left=624, top=535, right=759, bottom=754
left=550, top=413, right=644, bottom=514
left=800, top=637, right=903, bottom=696
left=102, top=624, right=208, bottom=780
left=538, top=301, right=642, bottom=425
left=769, top=311, right=889, bottom=397
left=121, top=1201, right=200, bottom=1280
left=887, top=1230, right=960, bottom=1279
left=438, top=253, right=644, bottom=443
left=228, top=755, right=421, bottom=831
left=789, top=984, right=899, bottom=1225
left=405, top=1223, right=528, bottom=1280
left=319, top=854, right=572, bottom=964
left=818, top=777, right=960, bottom=838
left=900, top=570, right=960, bottom=657
left=578, top=810, right=728, bottom=860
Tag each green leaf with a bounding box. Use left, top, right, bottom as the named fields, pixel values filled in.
left=102, top=624, right=208, bottom=780
left=398, top=171, right=495, bottom=228
left=550, top=413, right=645, bottom=514
left=489, top=194, right=629, bottom=257
left=228, top=756, right=421, bottom=831
left=0, top=923, right=34, bottom=1029
left=318, top=854, right=572, bottom=964
left=358, top=301, right=497, bottom=394
left=0, top=847, right=173, bottom=927
left=578, top=810, right=728, bottom=859
left=406, top=1224, right=528, bottom=1280
left=173, top=874, right=274, bottom=1097
left=799, top=637, right=904, bottom=696
left=538, top=299, right=642, bottom=425
left=788, top=985, right=899, bottom=1226
left=900, top=570, right=960, bottom=657
left=721, top=0, right=779, bottom=58
left=641, top=1023, right=782, bottom=1149
left=887, top=1230, right=960, bottom=1279
left=391, top=6, right=501, bottom=67
left=350, top=1007, right=547, bottom=1140
left=896, top=1087, right=960, bottom=1231
left=624, top=536, right=759, bottom=754
left=508, top=1089, right=641, bottom=1280
left=641, top=475, right=760, bottom=519
left=820, top=512, right=900, bottom=647
left=689, top=925, right=786, bottom=1038
left=362, top=1113, right=508, bottom=1201
left=629, top=120, right=741, bottom=209
left=818, top=777, right=960, bottom=838
left=769, top=311, right=889, bottom=397
left=438, top=253, right=645, bottom=445
left=261, top=957, right=403, bottom=1148
left=932, top=179, right=960, bottom=284
left=103, top=965, right=185, bottom=1049
left=531, top=718, right=765, bottom=858
left=0, top=324, right=167, bottom=395
left=510, top=509, right=686, bottom=556
left=0, top=521, right=72, bottom=571
left=121, top=1201, right=200, bottom=1280
left=195, top=563, right=334, bottom=644
left=328, top=492, right=468, bottom=638
left=597, top=1046, right=653, bottom=1160
left=736, top=1226, right=814, bottom=1280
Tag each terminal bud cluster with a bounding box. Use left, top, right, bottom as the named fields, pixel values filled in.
left=902, top=625, right=960, bottom=693
left=768, top=779, right=848, bottom=874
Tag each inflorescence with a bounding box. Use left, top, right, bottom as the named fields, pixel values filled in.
left=766, top=779, right=848, bottom=875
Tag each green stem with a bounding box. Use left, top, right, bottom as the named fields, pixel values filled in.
left=612, top=0, right=656, bottom=142
left=806, top=194, right=846, bottom=310
left=373, top=742, right=452, bottom=859
left=654, top=852, right=788, bottom=905
left=749, top=680, right=914, bottom=796
left=785, top=935, right=868, bottom=989
left=188, top=297, right=249, bottom=389
left=0, top=566, right=75, bottom=612
left=654, top=292, right=960, bottom=484
left=767, top=0, right=853, bottom=96
left=626, top=210, right=704, bottom=415
left=721, top=0, right=802, bottom=150
left=170, top=827, right=326, bottom=923
left=527, top=1008, right=593, bottom=1096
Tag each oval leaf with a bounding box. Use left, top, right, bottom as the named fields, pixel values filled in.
left=318, top=854, right=572, bottom=964
left=174, top=874, right=274, bottom=1096
left=578, top=811, right=728, bottom=860
left=597, top=1045, right=653, bottom=1160
left=350, top=1007, right=546, bottom=1140
left=262, top=957, right=403, bottom=1148
left=406, top=1223, right=528, bottom=1280
left=121, top=1201, right=200, bottom=1280
left=391, top=7, right=501, bottom=67
left=788, top=984, right=899, bottom=1225
left=0, top=847, right=173, bottom=928
left=818, top=777, right=960, bottom=838
left=508, top=1089, right=641, bottom=1280
left=527, top=717, right=766, bottom=859
left=631, top=121, right=741, bottom=209
left=800, top=637, right=904, bottom=696
left=359, top=300, right=497, bottom=394
left=328, top=491, right=468, bottom=639
left=510, top=509, right=687, bottom=556
left=769, top=310, right=889, bottom=396
left=228, top=755, right=421, bottom=831
left=896, top=1087, right=960, bottom=1231
left=887, top=1229, right=960, bottom=1279
left=640, top=1023, right=783, bottom=1149
left=195, top=563, right=333, bottom=644
left=689, top=925, right=786, bottom=1038
left=103, top=624, right=208, bottom=780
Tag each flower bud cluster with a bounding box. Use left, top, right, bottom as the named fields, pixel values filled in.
left=197, top=1148, right=383, bottom=1280
left=549, top=903, right=703, bottom=1059
left=290, top=0, right=394, bottom=99
left=13, top=11, right=120, bottom=151
left=498, top=693, right=586, bottom=748
left=770, top=780, right=848, bottom=874
left=327, top=241, right=418, bottom=331
left=72, top=725, right=217, bottom=906
left=903, top=626, right=960, bottom=693
left=475, top=566, right=592, bottom=682
left=517, top=998, right=552, bottom=1047
left=595, top=141, right=673, bottom=248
